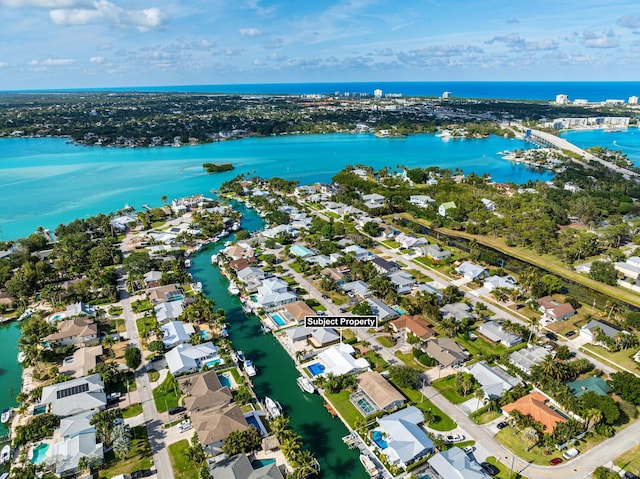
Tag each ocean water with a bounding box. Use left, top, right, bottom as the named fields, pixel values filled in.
left=560, top=128, right=640, bottom=166
left=7, top=81, right=640, bottom=102
left=0, top=133, right=550, bottom=240
left=0, top=322, right=23, bottom=433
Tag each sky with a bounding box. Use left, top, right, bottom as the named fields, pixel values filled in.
left=1, top=0, right=640, bottom=90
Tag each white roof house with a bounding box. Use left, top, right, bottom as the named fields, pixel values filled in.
left=455, top=261, right=489, bottom=280
left=420, top=244, right=452, bottom=262
left=395, top=233, right=426, bottom=249
left=484, top=275, right=519, bottom=291
left=161, top=321, right=196, bottom=349
left=341, top=280, right=371, bottom=298
left=58, top=410, right=96, bottom=439
left=377, top=406, right=434, bottom=468
left=254, top=278, right=297, bottom=311
left=343, top=245, right=373, bottom=261
left=316, top=344, right=369, bottom=376
left=388, top=272, right=415, bottom=295
left=165, top=342, right=221, bottom=376
left=154, top=301, right=185, bottom=324
left=51, top=431, right=104, bottom=477
left=366, top=298, right=398, bottom=321
left=409, top=195, right=435, bottom=208
left=41, top=374, right=106, bottom=418
left=428, top=446, right=491, bottom=479
left=477, top=321, right=522, bottom=348
left=509, top=346, right=548, bottom=375
left=362, top=193, right=385, bottom=209
left=467, top=361, right=521, bottom=399
left=110, top=215, right=137, bottom=232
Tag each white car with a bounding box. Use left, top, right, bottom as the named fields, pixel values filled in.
left=562, top=448, right=579, bottom=460
left=463, top=446, right=475, bottom=454
left=178, top=420, right=192, bottom=433
left=445, top=434, right=465, bottom=443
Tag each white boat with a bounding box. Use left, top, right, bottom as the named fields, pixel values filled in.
left=230, top=351, right=238, bottom=363
left=18, top=308, right=34, bottom=321
left=0, top=444, right=10, bottom=464
left=243, top=359, right=257, bottom=377
left=185, top=259, right=191, bottom=268
left=264, top=397, right=282, bottom=418
left=224, top=240, right=232, bottom=247
left=236, top=350, right=245, bottom=363
left=359, top=454, right=378, bottom=477
left=296, top=376, right=315, bottom=394
left=228, top=282, right=240, bottom=295
left=193, top=282, right=203, bottom=293
left=211, top=254, right=218, bottom=264
left=1, top=409, right=12, bottom=424
left=17, top=351, right=26, bottom=363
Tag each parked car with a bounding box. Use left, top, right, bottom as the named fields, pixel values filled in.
left=545, top=332, right=558, bottom=340
left=178, top=420, right=192, bottom=433
left=168, top=406, right=186, bottom=416
left=549, top=458, right=563, bottom=466
left=463, top=446, right=475, bottom=454
left=113, top=417, right=124, bottom=426
left=624, top=472, right=639, bottom=479
left=496, top=421, right=509, bottom=429
left=131, top=470, right=153, bottom=478
left=562, top=448, right=579, bottom=460
left=445, top=434, right=465, bottom=443
left=566, top=331, right=576, bottom=337
left=480, top=462, right=499, bottom=476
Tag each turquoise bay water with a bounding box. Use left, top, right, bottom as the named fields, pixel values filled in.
left=561, top=128, right=640, bottom=166
left=0, top=133, right=549, bottom=240
left=0, top=322, right=22, bottom=433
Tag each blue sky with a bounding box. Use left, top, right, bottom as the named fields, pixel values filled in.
left=1, top=0, right=639, bottom=89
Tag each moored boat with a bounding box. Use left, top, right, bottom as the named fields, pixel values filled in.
left=359, top=454, right=378, bottom=477
left=243, top=359, right=257, bottom=377
left=185, top=259, right=191, bottom=268
left=228, top=281, right=240, bottom=295
left=264, top=397, right=282, bottom=418
left=1, top=408, right=12, bottom=424
left=211, top=254, right=218, bottom=264
left=17, top=351, right=26, bottom=363
left=0, top=444, right=10, bottom=464
left=296, top=376, right=315, bottom=394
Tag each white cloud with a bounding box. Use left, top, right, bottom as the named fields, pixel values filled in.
left=486, top=33, right=558, bottom=51
left=0, top=62, right=9, bottom=68
left=28, top=58, right=75, bottom=65
left=89, top=56, right=104, bottom=63
left=263, top=36, right=284, bottom=49
left=49, top=0, right=167, bottom=31
left=0, top=0, right=79, bottom=7
left=239, top=28, right=263, bottom=37
left=618, top=15, right=640, bottom=29
left=582, top=30, right=619, bottom=48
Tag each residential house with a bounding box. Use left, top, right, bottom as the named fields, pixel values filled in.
left=320, top=267, right=346, bottom=285
left=228, top=258, right=251, bottom=272
left=343, top=245, right=373, bottom=261
left=396, top=233, right=426, bottom=249
left=614, top=256, right=640, bottom=279
left=567, top=377, right=612, bottom=397
left=580, top=319, right=625, bottom=343
left=254, top=278, right=297, bottom=311
left=236, top=266, right=267, bottom=292
left=441, top=302, right=473, bottom=322
left=143, top=270, right=163, bottom=289
left=341, top=280, right=371, bottom=299
left=261, top=224, right=299, bottom=239
left=428, top=446, right=491, bottom=479
left=309, top=328, right=341, bottom=347
left=191, top=403, right=250, bottom=452
left=362, top=193, right=386, bottom=209
left=509, top=346, right=548, bottom=375
left=477, top=321, right=522, bottom=348
left=41, top=374, right=107, bottom=418
left=467, top=361, right=521, bottom=399
left=409, top=195, right=435, bottom=208
left=59, top=346, right=103, bottom=379
left=51, top=428, right=103, bottom=477
left=388, top=271, right=415, bottom=295
left=290, top=244, right=316, bottom=258
left=502, top=391, right=568, bottom=433
left=455, top=262, right=489, bottom=281
left=419, top=244, right=452, bottom=262
left=391, top=315, right=436, bottom=341
left=110, top=215, right=137, bottom=232
left=370, top=257, right=399, bottom=275
left=283, top=301, right=317, bottom=323
left=225, top=244, right=255, bottom=261
left=366, top=298, right=398, bottom=321
left=536, top=296, right=576, bottom=322
left=413, top=283, right=442, bottom=300
left=481, top=198, right=497, bottom=211
left=208, top=453, right=285, bottom=479
left=316, top=344, right=369, bottom=376
left=154, top=301, right=185, bottom=324
left=161, top=321, right=196, bottom=349
left=179, top=370, right=233, bottom=414
left=45, top=317, right=99, bottom=347
left=438, top=201, right=457, bottom=217
left=148, top=284, right=183, bottom=304
left=165, top=342, right=222, bottom=376
left=351, top=371, right=405, bottom=415
left=424, top=338, right=468, bottom=367
left=377, top=406, right=434, bottom=468
left=484, top=275, right=519, bottom=291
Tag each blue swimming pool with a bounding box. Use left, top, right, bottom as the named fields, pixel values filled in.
left=30, top=443, right=49, bottom=464
left=246, top=414, right=262, bottom=430
left=218, top=373, right=233, bottom=388
left=203, top=358, right=222, bottom=368
left=199, top=330, right=212, bottom=340
left=50, top=313, right=64, bottom=321
left=270, top=313, right=286, bottom=327
left=252, top=458, right=276, bottom=468
left=33, top=405, right=47, bottom=415
left=372, top=430, right=388, bottom=449
left=306, top=363, right=325, bottom=376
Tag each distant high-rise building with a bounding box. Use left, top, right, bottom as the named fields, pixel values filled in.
left=555, top=94, right=569, bottom=104
left=442, top=91, right=451, bottom=99
left=629, top=96, right=639, bottom=105
left=374, top=89, right=383, bottom=99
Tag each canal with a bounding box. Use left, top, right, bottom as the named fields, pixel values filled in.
left=189, top=203, right=367, bottom=479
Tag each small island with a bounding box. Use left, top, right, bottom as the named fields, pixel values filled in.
left=203, top=162, right=234, bottom=173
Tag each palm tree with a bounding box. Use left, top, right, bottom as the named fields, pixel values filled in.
left=161, top=194, right=168, bottom=206
left=526, top=315, right=541, bottom=344
left=474, top=388, right=485, bottom=409
left=584, top=408, right=603, bottom=431
left=270, top=415, right=291, bottom=441
left=522, top=426, right=539, bottom=451
left=290, top=450, right=320, bottom=478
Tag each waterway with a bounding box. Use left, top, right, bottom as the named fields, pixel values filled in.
left=0, top=321, right=23, bottom=434
left=560, top=128, right=640, bottom=166
left=189, top=202, right=366, bottom=479
left=0, top=133, right=550, bottom=240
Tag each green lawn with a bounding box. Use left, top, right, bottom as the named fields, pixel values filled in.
left=148, top=369, right=160, bottom=382
left=484, top=456, right=528, bottom=479
left=363, top=350, right=389, bottom=371
left=153, top=373, right=181, bottom=413
left=406, top=269, right=433, bottom=283
left=168, top=440, right=199, bottom=479
left=470, top=409, right=501, bottom=425
left=431, top=376, right=475, bottom=404
left=381, top=240, right=401, bottom=249
left=455, top=332, right=507, bottom=358
left=581, top=344, right=639, bottom=372
left=136, top=316, right=158, bottom=339
left=394, top=350, right=429, bottom=372
left=132, top=299, right=154, bottom=313
left=376, top=335, right=396, bottom=348
left=122, top=403, right=143, bottom=419
left=326, top=211, right=340, bottom=219
left=615, top=444, right=640, bottom=474
left=389, top=380, right=456, bottom=431
left=109, top=372, right=137, bottom=394
left=98, top=426, right=152, bottom=479
left=325, top=390, right=362, bottom=428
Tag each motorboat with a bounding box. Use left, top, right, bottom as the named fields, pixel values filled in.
left=296, top=376, right=315, bottom=394
left=243, top=359, right=257, bottom=377
left=264, top=397, right=282, bottom=418
left=228, top=282, right=240, bottom=295
left=211, top=254, right=218, bottom=264
left=17, top=351, right=26, bottom=363
left=236, top=350, right=245, bottom=362
left=0, top=444, right=10, bottom=464
left=1, top=409, right=12, bottom=424
left=185, top=259, right=191, bottom=268
left=18, top=308, right=34, bottom=321
left=359, top=454, right=378, bottom=477
left=193, top=282, right=203, bottom=293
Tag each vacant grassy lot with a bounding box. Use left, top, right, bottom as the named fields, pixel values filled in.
left=431, top=375, right=475, bottom=404
left=98, top=426, right=152, bottom=479
left=153, top=373, right=181, bottom=413
left=168, top=440, right=199, bottom=479
left=615, top=444, right=640, bottom=474
left=325, top=390, right=362, bottom=428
